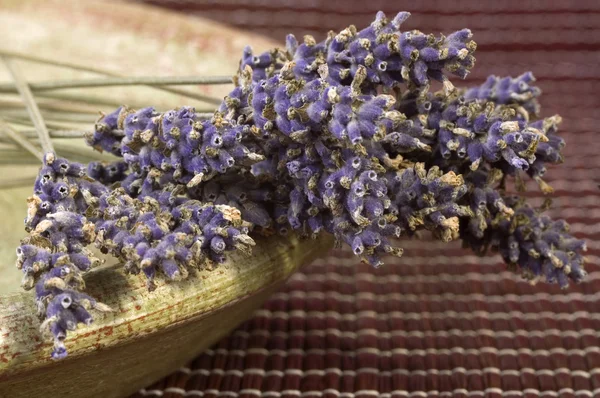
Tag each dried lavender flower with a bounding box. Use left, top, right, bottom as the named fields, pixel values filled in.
left=18, top=153, right=110, bottom=359
left=242, top=11, right=476, bottom=90
left=396, top=80, right=563, bottom=193
left=464, top=72, right=541, bottom=117
left=459, top=182, right=587, bottom=288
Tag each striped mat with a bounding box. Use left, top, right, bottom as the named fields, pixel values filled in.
left=131, top=1, right=600, bottom=396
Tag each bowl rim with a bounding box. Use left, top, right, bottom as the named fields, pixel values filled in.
left=0, top=233, right=333, bottom=378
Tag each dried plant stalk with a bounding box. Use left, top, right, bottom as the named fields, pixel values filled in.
left=0, top=75, right=233, bottom=93
left=2, top=57, right=54, bottom=154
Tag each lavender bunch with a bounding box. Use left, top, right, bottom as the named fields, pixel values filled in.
left=15, top=11, right=587, bottom=359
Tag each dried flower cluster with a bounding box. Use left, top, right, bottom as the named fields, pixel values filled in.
left=15, top=12, right=586, bottom=359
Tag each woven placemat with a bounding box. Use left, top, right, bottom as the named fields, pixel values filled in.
left=130, top=1, right=600, bottom=396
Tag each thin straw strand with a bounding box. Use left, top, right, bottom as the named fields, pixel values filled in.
left=2, top=57, right=54, bottom=154
left=0, top=49, right=224, bottom=105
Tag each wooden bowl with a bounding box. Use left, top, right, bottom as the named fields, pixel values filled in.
left=0, top=1, right=334, bottom=397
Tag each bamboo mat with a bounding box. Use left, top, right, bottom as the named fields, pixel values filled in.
left=131, top=1, right=600, bottom=396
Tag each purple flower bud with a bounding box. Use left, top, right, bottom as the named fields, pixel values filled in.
left=160, top=259, right=180, bottom=279
left=352, top=236, right=365, bottom=255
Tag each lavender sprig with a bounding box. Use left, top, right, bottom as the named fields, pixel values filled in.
left=396, top=76, right=563, bottom=192
left=464, top=72, right=541, bottom=117
left=242, top=11, right=476, bottom=92
left=18, top=153, right=110, bottom=359
left=18, top=153, right=256, bottom=357
left=459, top=170, right=587, bottom=287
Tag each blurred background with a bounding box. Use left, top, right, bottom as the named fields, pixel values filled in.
left=126, top=1, right=600, bottom=397
left=133, top=0, right=599, bottom=85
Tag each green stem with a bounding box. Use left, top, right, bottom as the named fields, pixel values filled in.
left=0, top=109, right=96, bottom=123
left=34, top=92, right=218, bottom=113
left=36, top=92, right=133, bottom=109
left=1, top=116, right=88, bottom=131
left=0, top=49, right=118, bottom=76
left=0, top=49, right=225, bottom=105
left=0, top=75, right=233, bottom=93
left=16, top=129, right=94, bottom=139
left=0, top=97, right=101, bottom=114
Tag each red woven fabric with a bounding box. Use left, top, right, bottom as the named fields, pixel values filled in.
left=131, top=1, right=600, bottom=396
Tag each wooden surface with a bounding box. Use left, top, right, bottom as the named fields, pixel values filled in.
left=0, top=1, right=333, bottom=397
